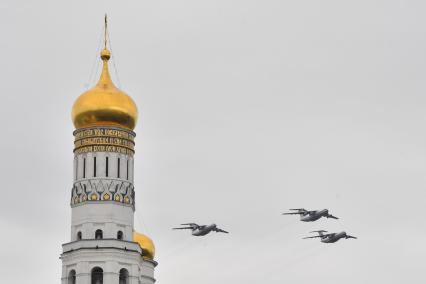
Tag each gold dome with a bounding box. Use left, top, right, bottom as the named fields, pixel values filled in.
left=71, top=48, right=138, bottom=130
left=133, top=231, right=155, bottom=260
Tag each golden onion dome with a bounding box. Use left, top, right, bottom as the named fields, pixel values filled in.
left=71, top=48, right=138, bottom=130
left=133, top=231, right=155, bottom=260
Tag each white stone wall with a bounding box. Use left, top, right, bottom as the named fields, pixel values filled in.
left=61, top=248, right=156, bottom=284
left=71, top=203, right=134, bottom=242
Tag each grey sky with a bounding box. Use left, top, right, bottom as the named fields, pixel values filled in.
left=0, top=0, right=425, bottom=283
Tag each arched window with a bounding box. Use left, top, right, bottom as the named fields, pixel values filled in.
left=77, top=231, right=82, bottom=240
left=68, top=270, right=76, bottom=284
left=91, top=267, right=103, bottom=284
left=95, top=229, right=103, bottom=239
left=117, top=231, right=123, bottom=240
left=119, top=268, right=129, bottom=284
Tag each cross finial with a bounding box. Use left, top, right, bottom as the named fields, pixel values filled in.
left=104, top=14, right=108, bottom=49
left=100, top=14, right=111, bottom=61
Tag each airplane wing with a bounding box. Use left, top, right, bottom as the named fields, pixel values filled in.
left=181, top=223, right=199, bottom=227
left=302, top=235, right=323, bottom=239
left=304, top=230, right=332, bottom=239
left=283, top=208, right=307, bottom=215
left=213, top=227, right=229, bottom=234
left=173, top=223, right=200, bottom=230
left=309, top=230, right=328, bottom=234
left=303, top=233, right=333, bottom=239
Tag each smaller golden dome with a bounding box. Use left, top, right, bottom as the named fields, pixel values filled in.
left=71, top=48, right=138, bottom=130
left=133, top=231, right=155, bottom=260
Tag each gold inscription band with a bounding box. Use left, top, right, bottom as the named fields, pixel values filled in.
left=74, top=137, right=135, bottom=149
left=74, top=145, right=134, bottom=156
left=74, top=128, right=135, bottom=140
left=73, top=126, right=136, bottom=155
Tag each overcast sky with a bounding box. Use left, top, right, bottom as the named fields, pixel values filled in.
left=1, top=0, right=426, bottom=283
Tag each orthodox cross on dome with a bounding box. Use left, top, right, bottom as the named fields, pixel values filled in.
left=104, top=14, right=108, bottom=50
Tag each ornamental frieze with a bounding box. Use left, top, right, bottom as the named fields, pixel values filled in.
left=71, top=178, right=135, bottom=209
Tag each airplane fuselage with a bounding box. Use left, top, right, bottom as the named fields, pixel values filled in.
left=192, top=224, right=216, bottom=236
left=321, top=231, right=347, bottom=243
left=300, top=209, right=329, bottom=222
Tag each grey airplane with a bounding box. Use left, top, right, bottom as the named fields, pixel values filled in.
left=173, top=223, right=229, bottom=236
left=282, top=208, right=338, bottom=222
left=303, top=230, right=357, bottom=243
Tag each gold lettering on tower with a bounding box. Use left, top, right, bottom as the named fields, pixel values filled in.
left=73, top=126, right=135, bottom=155
left=74, top=128, right=135, bottom=140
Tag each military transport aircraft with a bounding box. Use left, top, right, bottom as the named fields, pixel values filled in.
left=282, top=208, right=339, bottom=222
left=303, top=230, right=357, bottom=243
left=173, top=223, right=229, bottom=236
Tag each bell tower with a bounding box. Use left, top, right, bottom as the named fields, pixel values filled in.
left=60, top=16, right=157, bottom=284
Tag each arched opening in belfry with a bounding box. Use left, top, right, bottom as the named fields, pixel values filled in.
left=68, top=270, right=76, bottom=284
left=117, top=231, right=123, bottom=240
left=95, top=229, right=103, bottom=239
left=77, top=231, right=82, bottom=240
left=119, top=268, right=129, bottom=284
left=93, top=156, right=97, bottom=177
left=126, top=159, right=129, bottom=180
left=83, top=158, right=86, bottom=178
left=117, top=157, right=121, bottom=178
left=91, top=267, right=103, bottom=284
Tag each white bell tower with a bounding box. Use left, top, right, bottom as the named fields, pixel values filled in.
left=60, top=16, right=157, bottom=284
